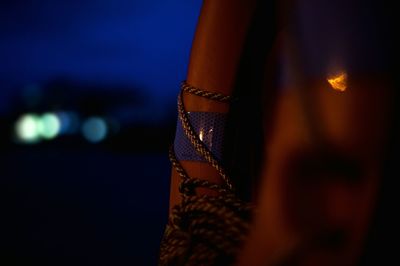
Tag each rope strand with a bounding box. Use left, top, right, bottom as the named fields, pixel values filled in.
left=159, top=82, right=253, bottom=266
left=177, top=92, right=234, bottom=191
left=181, top=81, right=233, bottom=103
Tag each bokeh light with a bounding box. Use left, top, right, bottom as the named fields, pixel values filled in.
left=15, top=114, right=41, bottom=143
left=56, top=111, right=80, bottom=135
left=37, top=113, right=61, bottom=140
left=82, top=117, right=108, bottom=143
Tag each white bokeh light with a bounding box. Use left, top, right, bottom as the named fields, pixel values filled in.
left=15, top=114, right=41, bottom=143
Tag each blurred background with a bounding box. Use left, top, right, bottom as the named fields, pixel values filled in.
left=0, top=1, right=202, bottom=265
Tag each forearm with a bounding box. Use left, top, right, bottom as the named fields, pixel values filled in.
left=170, top=0, right=257, bottom=211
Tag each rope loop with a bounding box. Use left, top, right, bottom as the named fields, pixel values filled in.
left=159, top=82, right=253, bottom=266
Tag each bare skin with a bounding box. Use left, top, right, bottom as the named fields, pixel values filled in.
left=168, top=0, right=394, bottom=265
left=169, top=0, right=257, bottom=212
left=237, top=76, right=393, bottom=265
left=236, top=0, right=394, bottom=263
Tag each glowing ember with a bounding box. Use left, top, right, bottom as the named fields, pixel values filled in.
left=327, top=72, right=347, bottom=92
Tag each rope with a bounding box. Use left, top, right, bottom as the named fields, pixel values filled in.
left=177, top=92, right=234, bottom=191
left=181, top=81, right=233, bottom=103
left=159, top=82, right=253, bottom=266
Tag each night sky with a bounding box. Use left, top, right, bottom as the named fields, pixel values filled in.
left=0, top=0, right=202, bottom=114
left=0, top=2, right=202, bottom=264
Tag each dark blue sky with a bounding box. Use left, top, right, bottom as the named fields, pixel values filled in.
left=0, top=0, right=202, bottom=114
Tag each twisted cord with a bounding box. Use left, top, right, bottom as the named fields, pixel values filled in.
left=159, top=82, right=253, bottom=266
left=177, top=92, right=234, bottom=191
left=181, top=81, right=233, bottom=103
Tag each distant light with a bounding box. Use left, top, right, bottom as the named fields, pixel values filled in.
left=56, top=111, right=80, bottom=135
left=327, top=72, right=347, bottom=92
left=82, top=117, right=108, bottom=143
left=37, top=113, right=61, bottom=139
left=15, top=114, right=41, bottom=143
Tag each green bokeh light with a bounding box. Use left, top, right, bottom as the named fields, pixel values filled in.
left=37, top=113, right=61, bottom=139
left=15, top=114, right=41, bottom=143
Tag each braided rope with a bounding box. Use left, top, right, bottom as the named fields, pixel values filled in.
left=159, top=82, right=253, bottom=266
left=177, top=92, right=234, bottom=191
left=181, top=81, right=233, bottom=103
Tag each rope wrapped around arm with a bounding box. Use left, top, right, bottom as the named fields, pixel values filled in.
left=159, top=82, right=254, bottom=266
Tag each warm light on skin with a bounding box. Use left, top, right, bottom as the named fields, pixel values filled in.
left=327, top=72, right=347, bottom=92
left=237, top=80, right=392, bottom=266
left=199, top=129, right=204, bottom=141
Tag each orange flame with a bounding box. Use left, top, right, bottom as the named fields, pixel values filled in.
left=327, top=72, right=347, bottom=92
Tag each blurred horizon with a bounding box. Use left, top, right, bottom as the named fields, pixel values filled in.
left=0, top=1, right=202, bottom=264
left=0, top=0, right=202, bottom=115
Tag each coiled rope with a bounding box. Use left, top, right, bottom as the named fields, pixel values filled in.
left=159, top=81, right=253, bottom=266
